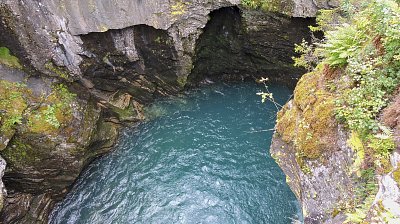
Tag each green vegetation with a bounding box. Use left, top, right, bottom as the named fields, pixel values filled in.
left=328, top=1, right=400, bottom=136
left=43, top=105, right=60, bottom=128
left=3, top=139, right=31, bottom=164
left=346, top=169, right=378, bottom=223
left=45, top=61, right=71, bottom=80
left=28, top=84, right=76, bottom=133
left=292, top=0, right=399, bottom=160
left=170, top=0, right=189, bottom=16
left=177, top=75, right=188, bottom=88
left=292, top=40, right=318, bottom=71
left=0, top=80, right=29, bottom=135
left=0, top=47, right=22, bottom=69
left=393, top=166, right=400, bottom=186
left=288, top=0, right=400, bottom=221
left=241, top=0, right=294, bottom=14
left=0, top=79, right=77, bottom=141
left=324, top=1, right=399, bottom=180
left=281, top=71, right=336, bottom=159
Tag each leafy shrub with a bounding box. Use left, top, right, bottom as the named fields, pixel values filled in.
left=320, top=23, right=368, bottom=67
left=292, top=39, right=319, bottom=71
left=329, top=0, right=400, bottom=136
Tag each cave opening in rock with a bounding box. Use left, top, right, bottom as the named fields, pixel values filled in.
left=188, top=6, right=315, bottom=87
left=48, top=6, right=316, bottom=224
left=0, top=3, right=318, bottom=223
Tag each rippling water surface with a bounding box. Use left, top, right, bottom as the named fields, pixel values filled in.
left=51, top=82, right=301, bottom=224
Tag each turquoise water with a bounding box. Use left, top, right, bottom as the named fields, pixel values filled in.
left=50, top=82, right=301, bottom=224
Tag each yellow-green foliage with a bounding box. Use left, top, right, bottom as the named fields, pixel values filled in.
left=0, top=47, right=22, bottom=69
left=28, top=84, right=76, bottom=134
left=348, top=131, right=365, bottom=177
left=392, top=165, right=400, bottom=186
left=292, top=39, right=318, bottom=71
left=324, top=0, right=400, bottom=134
left=45, top=61, right=70, bottom=80
left=292, top=0, right=399, bottom=163
left=287, top=0, right=399, bottom=221
left=0, top=79, right=76, bottom=138
left=348, top=131, right=364, bottom=151
left=171, top=0, right=188, bottom=16
left=329, top=0, right=400, bottom=177
left=367, top=134, right=396, bottom=156
left=309, top=9, right=342, bottom=32
left=0, top=80, right=29, bottom=135
left=241, top=0, right=294, bottom=14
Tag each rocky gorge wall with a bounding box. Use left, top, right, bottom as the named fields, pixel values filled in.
left=0, top=0, right=339, bottom=223
left=270, top=1, right=400, bottom=222
left=271, top=68, right=400, bottom=224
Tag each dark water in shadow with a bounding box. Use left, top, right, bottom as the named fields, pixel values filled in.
left=50, top=82, right=301, bottom=224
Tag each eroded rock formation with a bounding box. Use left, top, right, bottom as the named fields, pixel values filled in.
left=0, top=0, right=339, bottom=222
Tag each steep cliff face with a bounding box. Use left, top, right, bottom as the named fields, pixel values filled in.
left=0, top=0, right=339, bottom=223
left=271, top=70, right=356, bottom=223
left=272, top=69, right=400, bottom=224
left=271, top=1, right=400, bottom=223
left=0, top=0, right=338, bottom=106
left=0, top=0, right=337, bottom=81
left=0, top=64, right=120, bottom=223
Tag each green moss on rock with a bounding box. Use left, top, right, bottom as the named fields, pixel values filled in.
left=1, top=139, right=33, bottom=166
left=276, top=70, right=337, bottom=160
left=393, top=166, right=400, bottom=187
left=276, top=103, right=299, bottom=142
left=0, top=79, right=77, bottom=145
left=27, top=84, right=75, bottom=135
left=0, top=47, right=22, bottom=69
left=0, top=80, right=30, bottom=150
left=44, top=61, right=71, bottom=80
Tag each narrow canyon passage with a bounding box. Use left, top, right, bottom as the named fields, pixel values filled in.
left=50, top=82, right=301, bottom=223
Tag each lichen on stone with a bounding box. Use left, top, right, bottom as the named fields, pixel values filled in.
left=170, top=0, right=189, bottom=16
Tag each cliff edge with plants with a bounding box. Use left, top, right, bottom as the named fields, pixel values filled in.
left=271, top=0, right=400, bottom=223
